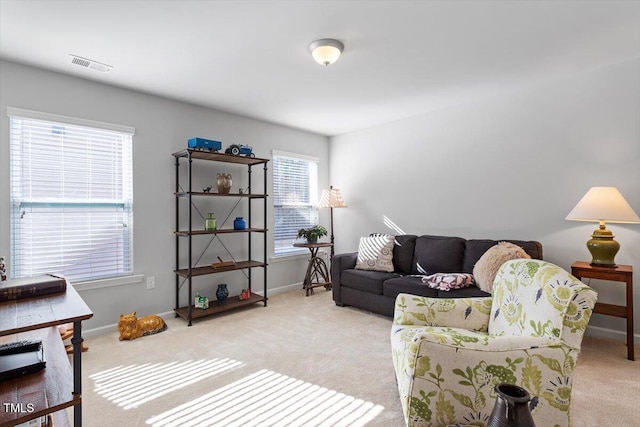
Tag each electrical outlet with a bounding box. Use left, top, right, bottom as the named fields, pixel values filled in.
left=146, top=276, right=156, bottom=290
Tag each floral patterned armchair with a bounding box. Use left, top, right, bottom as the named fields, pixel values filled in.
left=390, top=259, right=597, bottom=427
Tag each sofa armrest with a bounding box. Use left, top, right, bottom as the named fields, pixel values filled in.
left=331, top=252, right=358, bottom=305
left=331, top=251, right=357, bottom=282
left=393, top=293, right=492, bottom=332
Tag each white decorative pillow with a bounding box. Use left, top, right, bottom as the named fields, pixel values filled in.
left=473, top=242, right=531, bottom=293
left=355, top=234, right=395, bottom=272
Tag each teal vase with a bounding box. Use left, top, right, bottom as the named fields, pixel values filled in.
left=216, top=284, right=229, bottom=305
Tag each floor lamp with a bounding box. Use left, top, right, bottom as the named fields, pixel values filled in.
left=317, top=186, right=347, bottom=260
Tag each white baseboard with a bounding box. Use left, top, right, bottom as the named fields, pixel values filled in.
left=586, top=324, right=639, bottom=344
left=82, top=323, right=117, bottom=338
left=253, top=282, right=303, bottom=297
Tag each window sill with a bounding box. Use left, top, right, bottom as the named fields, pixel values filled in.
left=270, top=252, right=310, bottom=263
left=73, top=274, right=144, bottom=291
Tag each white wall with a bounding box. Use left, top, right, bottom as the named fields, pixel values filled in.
left=330, top=59, right=640, bottom=338
left=0, top=60, right=329, bottom=331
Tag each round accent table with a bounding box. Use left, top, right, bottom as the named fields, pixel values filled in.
left=293, top=242, right=333, bottom=296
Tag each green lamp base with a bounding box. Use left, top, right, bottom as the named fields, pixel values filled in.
left=587, top=225, right=620, bottom=267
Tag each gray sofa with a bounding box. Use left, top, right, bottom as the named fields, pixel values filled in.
left=331, top=234, right=543, bottom=317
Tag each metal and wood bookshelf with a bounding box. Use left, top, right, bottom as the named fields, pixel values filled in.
left=172, top=149, right=268, bottom=326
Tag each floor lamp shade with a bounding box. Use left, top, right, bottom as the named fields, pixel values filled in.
left=566, top=187, right=640, bottom=266
left=317, top=187, right=347, bottom=209
left=317, top=186, right=347, bottom=259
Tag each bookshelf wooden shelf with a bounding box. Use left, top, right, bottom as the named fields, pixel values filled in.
left=174, top=292, right=266, bottom=320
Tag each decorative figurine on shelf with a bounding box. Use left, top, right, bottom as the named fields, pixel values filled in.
left=195, top=292, right=209, bottom=309
left=225, top=144, right=255, bottom=158
left=188, top=137, right=222, bottom=153
left=239, top=289, right=251, bottom=300
left=0, top=256, right=6, bottom=281
left=205, top=213, right=217, bottom=231
left=117, top=312, right=167, bottom=341
left=216, top=173, right=232, bottom=194
left=216, top=283, right=229, bottom=305
left=203, top=186, right=212, bottom=193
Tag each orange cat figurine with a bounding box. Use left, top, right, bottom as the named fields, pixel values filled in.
left=118, top=312, right=167, bottom=340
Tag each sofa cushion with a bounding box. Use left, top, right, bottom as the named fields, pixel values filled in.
left=341, top=269, right=397, bottom=295
left=411, top=235, right=466, bottom=275
left=463, top=239, right=543, bottom=273
left=392, top=234, right=417, bottom=274
left=355, top=234, right=395, bottom=272
left=437, top=287, right=491, bottom=298
left=383, top=276, right=439, bottom=300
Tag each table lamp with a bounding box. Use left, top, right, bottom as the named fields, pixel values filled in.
left=317, top=186, right=347, bottom=260
left=566, top=186, right=640, bottom=267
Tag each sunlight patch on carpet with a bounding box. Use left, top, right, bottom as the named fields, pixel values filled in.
left=90, top=358, right=244, bottom=410
left=145, top=369, right=385, bottom=426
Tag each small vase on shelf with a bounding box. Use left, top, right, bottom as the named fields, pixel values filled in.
left=216, top=173, right=232, bottom=194
left=216, top=283, right=229, bottom=305
left=205, top=213, right=217, bottom=231
left=234, top=217, right=246, bottom=230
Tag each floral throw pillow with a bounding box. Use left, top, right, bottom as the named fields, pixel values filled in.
left=421, top=273, right=475, bottom=291
left=355, top=234, right=395, bottom=272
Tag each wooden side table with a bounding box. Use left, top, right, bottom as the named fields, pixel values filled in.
left=571, top=261, right=634, bottom=361
left=293, top=242, right=333, bottom=296
left=0, top=284, right=93, bottom=426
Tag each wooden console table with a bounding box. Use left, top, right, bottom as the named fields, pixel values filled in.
left=0, top=284, right=93, bottom=426
left=571, top=261, right=634, bottom=361
left=293, top=242, right=333, bottom=296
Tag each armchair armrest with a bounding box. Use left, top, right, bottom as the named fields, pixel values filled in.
left=411, top=329, right=562, bottom=351
left=393, top=293, right=492, bottom=332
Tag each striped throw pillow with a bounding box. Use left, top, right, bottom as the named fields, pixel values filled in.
left=355, top=234, right=395, bottom=272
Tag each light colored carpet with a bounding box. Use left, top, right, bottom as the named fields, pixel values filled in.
left=72, top=288, right=639, bottom=426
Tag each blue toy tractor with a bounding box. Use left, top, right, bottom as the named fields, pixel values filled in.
left=225, top=144, right=255, bottom=158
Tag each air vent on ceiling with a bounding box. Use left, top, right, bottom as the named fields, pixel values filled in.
left=68, top=54, right=112, bottom=72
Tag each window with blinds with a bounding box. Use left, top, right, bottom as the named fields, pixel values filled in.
left=272, top=151, right=318, bottom=255
left=8, top=108, right=134, bottom=282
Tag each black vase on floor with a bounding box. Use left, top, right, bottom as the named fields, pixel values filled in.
left=487, top=383, right=536, bottom=427
left=216, top=283, right=229, bottom=305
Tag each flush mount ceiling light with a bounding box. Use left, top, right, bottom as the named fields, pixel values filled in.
left=309, top=39, right=344, bottom=66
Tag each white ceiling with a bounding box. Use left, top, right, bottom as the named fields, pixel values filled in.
left=1, top=1, right=638, bottom=136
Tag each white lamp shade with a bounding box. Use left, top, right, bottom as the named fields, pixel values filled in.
left=317, top=188, right=347, bottom=208
left=309, top=39, right=344, bottom=66
left=566, top=186, right=640, bottom=223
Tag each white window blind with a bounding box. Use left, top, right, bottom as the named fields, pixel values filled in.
left=8, top=108, right=134, bottom=282
left=272, top=151, right=318, bottom=255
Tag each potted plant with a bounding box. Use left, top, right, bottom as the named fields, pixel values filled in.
left=297, top=225, right=328, bottom=244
